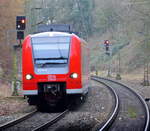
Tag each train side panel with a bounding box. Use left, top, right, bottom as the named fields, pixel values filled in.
left=81, top=40, right=90, bottom=94
left=22, top=36, right=38, bottom=95
left=66, top=35, right=82, bottom=94
left=66, top=36, right=89, bottom=94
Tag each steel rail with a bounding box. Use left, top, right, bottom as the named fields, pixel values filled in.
left=32, top=109, right=69, bottom=131
left=0, top=110, right=37, bottom=130
left=94, top=76, right=150, bottom=131
left=92, top=76, right=119, bottom=131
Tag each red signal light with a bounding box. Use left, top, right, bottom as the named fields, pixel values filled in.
left=105, top=40, right=109, bottom=44
left=104, top=40, right=110, bottom=51
left=21, top=19, right=25, bottom=24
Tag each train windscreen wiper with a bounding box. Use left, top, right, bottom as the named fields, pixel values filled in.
left=35, top=57, right=68, bottom=60
left=37, top=62, right=67, bottom=67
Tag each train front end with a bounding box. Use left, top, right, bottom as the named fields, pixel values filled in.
left=22, top=32, right=87, bottom=107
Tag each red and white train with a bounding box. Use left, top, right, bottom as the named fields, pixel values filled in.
left=22, top=32, right=90, bottom=109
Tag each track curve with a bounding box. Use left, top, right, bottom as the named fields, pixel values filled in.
left=92, top=76, right=150, bottom=131
left=92, top=77, right=119, bottom=131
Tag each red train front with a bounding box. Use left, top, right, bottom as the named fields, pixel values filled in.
left=22, top=32, right=90, bottom=109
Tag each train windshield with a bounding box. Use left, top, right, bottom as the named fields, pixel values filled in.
left=31, top=36, right=70, bottom=67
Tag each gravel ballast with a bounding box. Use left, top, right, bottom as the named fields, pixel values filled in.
left=46, top=80, right=115, bottom=131
left=0, top=97, right=36, bottom=126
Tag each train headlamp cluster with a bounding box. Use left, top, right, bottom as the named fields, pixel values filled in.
left=70, top=73, right=78, bottom=79
left=26, top=74, right=33, bottom=80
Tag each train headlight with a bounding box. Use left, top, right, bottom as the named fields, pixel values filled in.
left=25, top=74, right=33, bottom=80
left=70, top=73, right=78, bottom=79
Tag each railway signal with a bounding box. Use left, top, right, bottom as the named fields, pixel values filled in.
left=104, top=40, right=111, bottom=56
left=104, top=40, right=111, bottom=77
left=16, top=16, right=26, bottom=45
left=16, top=16, right=26, bottom=30
left=104, top=40, right=110, bottom=51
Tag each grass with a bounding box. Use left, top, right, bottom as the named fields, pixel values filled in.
left=91, top=70, right=144, bottom=81
left=5, top=96, right=25, bottom=100
left=127, top=107, right=137, bottom=118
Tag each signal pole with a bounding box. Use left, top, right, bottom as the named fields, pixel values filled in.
left=143, top=62, right=149, bottom=86
left=116, top=52, right=121, bottom=80
left=142, top=23, right=149, bottom=86
left=107, top=55, right=111, bottom=77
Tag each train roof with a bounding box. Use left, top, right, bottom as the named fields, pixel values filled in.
left=30, top=32, right=74, bottom=38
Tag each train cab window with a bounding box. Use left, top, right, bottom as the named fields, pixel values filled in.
left=31, top=36, right=71, bottom=68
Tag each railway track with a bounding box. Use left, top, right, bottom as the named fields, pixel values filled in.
left=32, top=109, right=68, bottom=131
left=0, top=109, right=69, bottom=131
left=92, top=78, right=119, bottom=131
left=0, top=110, right=37, bottom=130
left=92, top=76, right=150, bottom=131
